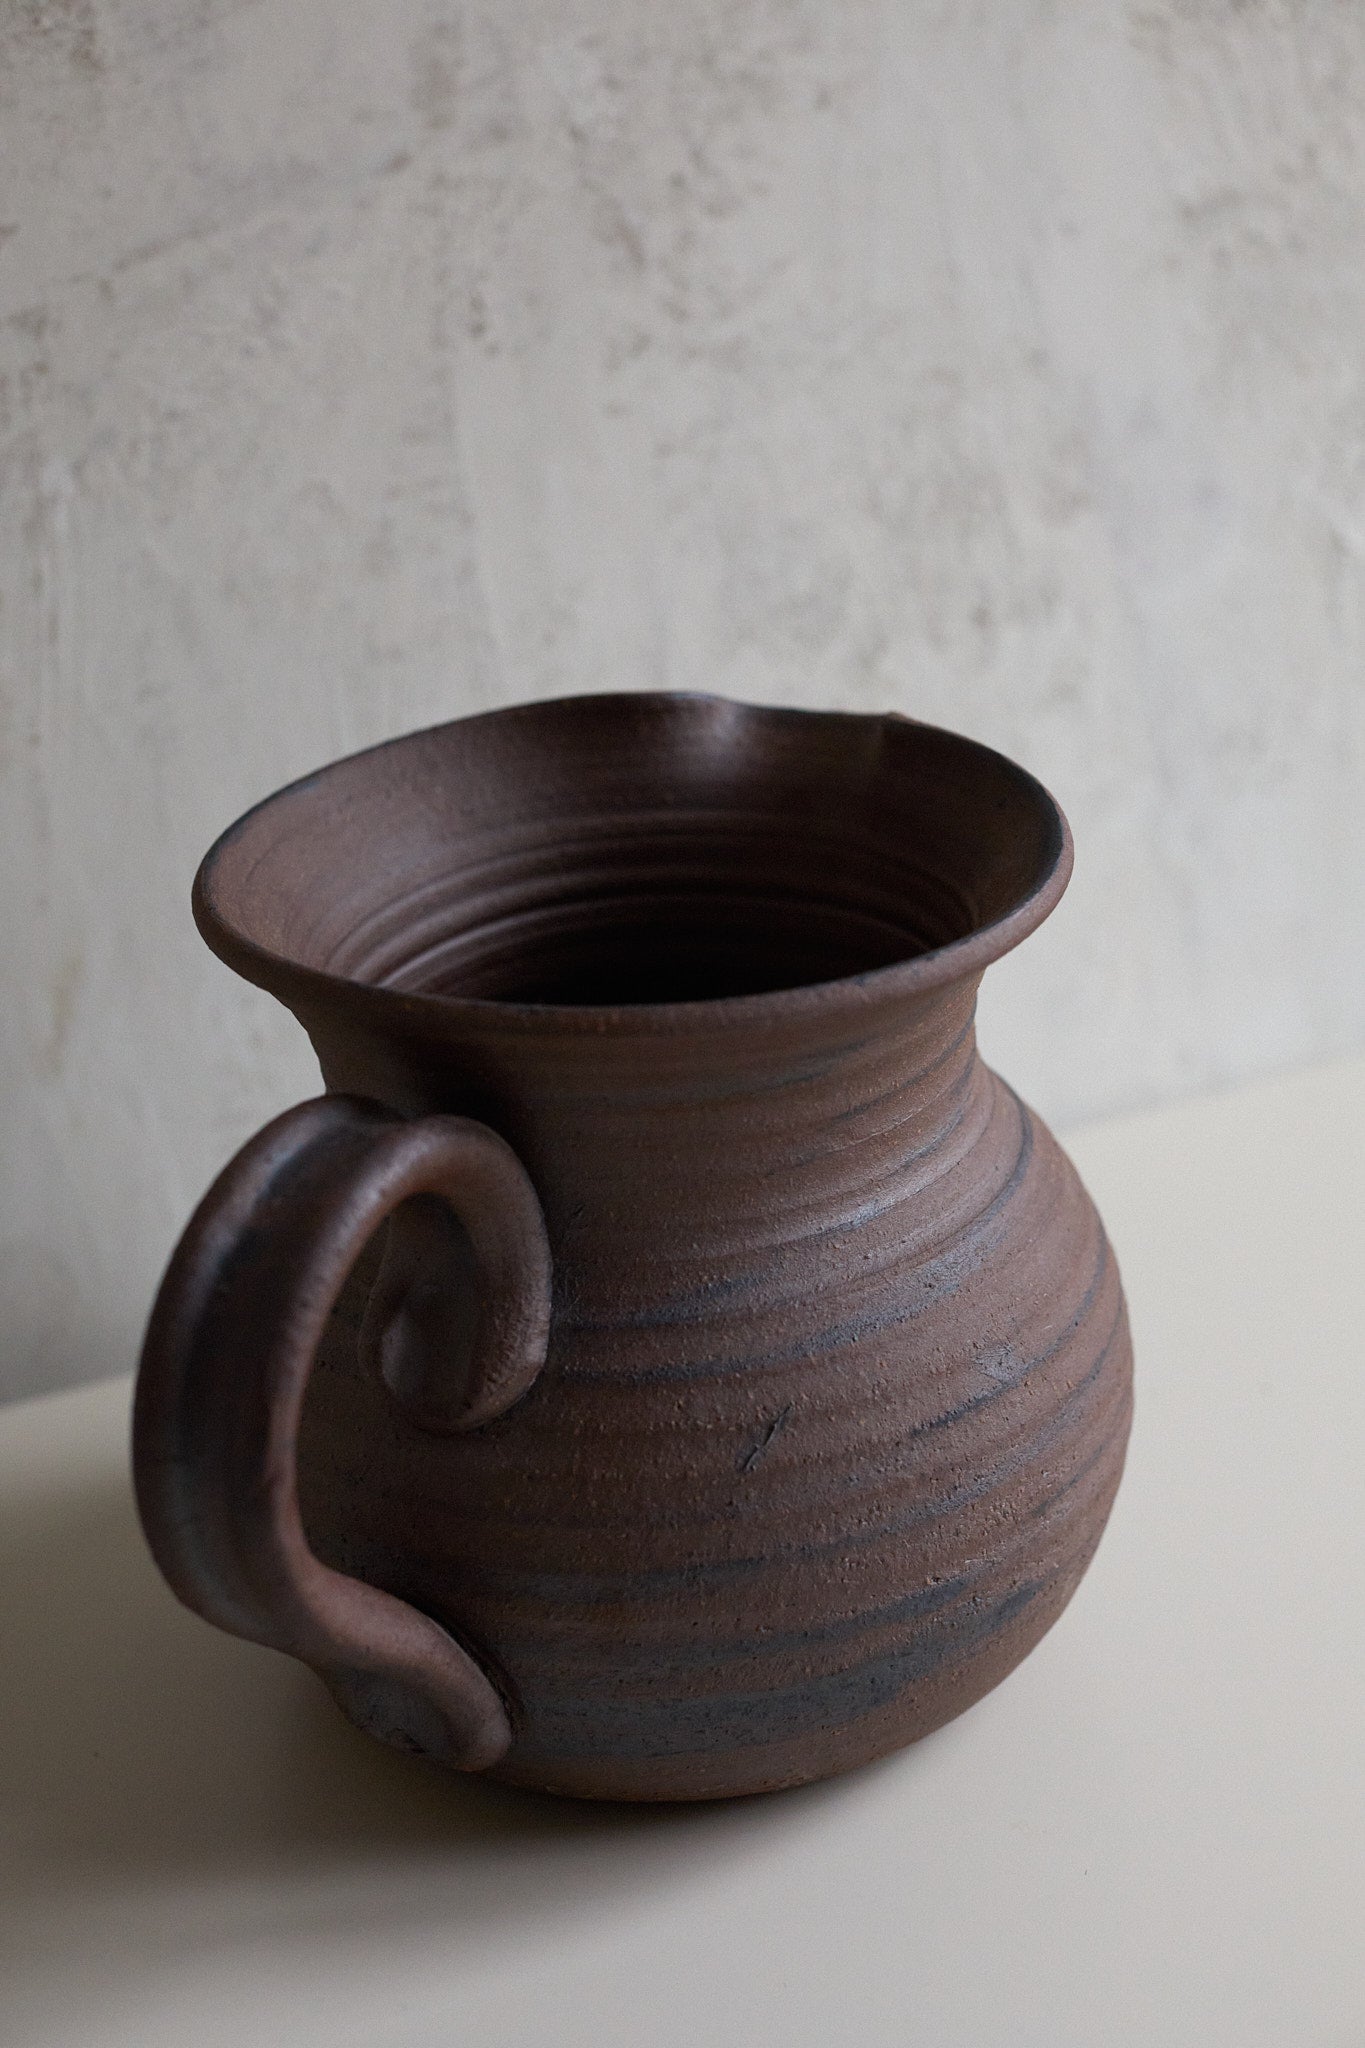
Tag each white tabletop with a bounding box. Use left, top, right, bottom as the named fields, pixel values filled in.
left=3, top=1058, right=1363, bottom=2048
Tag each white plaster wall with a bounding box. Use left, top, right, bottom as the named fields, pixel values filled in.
left=3, top=0, right=1364, bottom=1400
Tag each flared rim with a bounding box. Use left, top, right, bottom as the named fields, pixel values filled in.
left=193, top=692, right=1073, bottom=1036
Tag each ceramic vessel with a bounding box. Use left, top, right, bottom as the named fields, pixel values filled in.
left=134, top=693, right=1132, bottom=1801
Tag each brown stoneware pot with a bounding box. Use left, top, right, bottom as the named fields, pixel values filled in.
left=134, top=693, right=1132, bottom=1802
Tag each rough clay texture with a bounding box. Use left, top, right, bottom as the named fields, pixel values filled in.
left=134, top=696, right=1132, bottom=1799
left=4, top=2, right=1364, bottom=1397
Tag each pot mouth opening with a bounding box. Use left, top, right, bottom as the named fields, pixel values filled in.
left=325, top=819, right=979, bottom=1008
left=195, top=693, right=1071, bottom=1026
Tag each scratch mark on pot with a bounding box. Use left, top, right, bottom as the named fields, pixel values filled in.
left=738, top=1402, right=792, bottom=1474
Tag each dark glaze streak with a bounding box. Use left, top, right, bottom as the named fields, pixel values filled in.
left=499, top=1549, right=1002, bottom=1675
left=452, top=1293, right=1127, bottom=1610
left=557, top=1100, right=1037, bottom=1383
left=523, top=1579, right=1051, bottom=1761
left=758, top=1051, right=980, bottom=1186
left=554, top=1067, right=986, bottom=1335
left=905, top=1232, right=1112, bottom=1442
left=1023, top=1394, right=1133, bottom=1526
left=825, top=1014, right=977, bottom=1124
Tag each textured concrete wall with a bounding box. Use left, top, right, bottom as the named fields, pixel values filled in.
left=4, top=0, right=1364, bottom=1399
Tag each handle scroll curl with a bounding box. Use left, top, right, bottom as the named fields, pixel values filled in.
left=133, top=1095, right=552, bottom=1771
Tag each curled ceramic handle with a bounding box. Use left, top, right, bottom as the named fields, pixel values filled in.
left=133, top=1095, right=552, bottom=1771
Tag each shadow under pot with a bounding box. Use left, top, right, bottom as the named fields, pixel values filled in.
left=134, top=692, right=1133, bottom=1802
